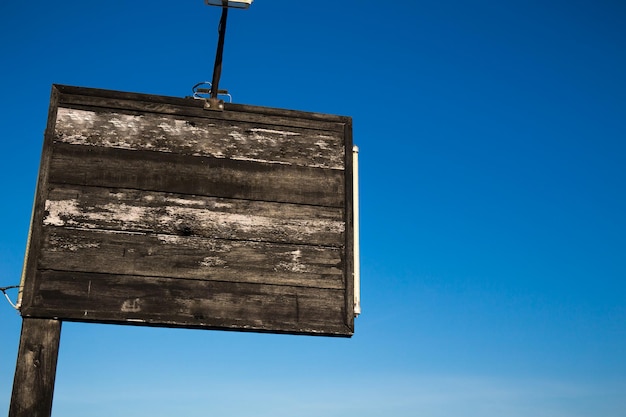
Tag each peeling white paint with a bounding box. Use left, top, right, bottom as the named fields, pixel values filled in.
left=45, top=197, right=343, bottom=245
left=121, top=298, right=142, bottom=312
left=50, top=240, right=100, bottom=252
left=126, top=318, right=147, bottom=323
left=249, top=128, right=300, bottom=136
left=101, top=203, right=145, bottom=223
left=315, top=140, right=331, bottom=150
left=200, top=256, right=227, bottom=267
left=47, top=232, right=101, bottom=252
left=44, top=199, right=80, bottom=226
left=208, top=151, right=225, bottom=158
left=157, top=235, right=184, bottom=244
left=231, top=156, right=291, bottom=165
left=228, top=130, right=246, bottom=142
left=290, top=249, right=302, bottom=261
left=275, top=249, right=307, bottom=273
left=109, top=116, right=139, bottom=130
left=205, top=240, right=232, bottom=253
left=158, top=119, right=193, bottom=133
left=164, top=197, right=200, bottom=206
left=55, top=107, right=345, bottom=169
left=44, top=199, right=147, bottom=227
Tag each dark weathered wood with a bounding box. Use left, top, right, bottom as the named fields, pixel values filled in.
left=9, top=318, right=62, bottom=417
left=54, top=84, right=350, bottom=131
left=26, top=271, right=349, bottom=335
left=19, top=87, right=61, bottom=312
left=54, top=107, right=345, bottom=169
left=48, top=143, right=344, bottom=207
left=62, top=98, right=347, bottom=133
left=20, top=85, right=355, bottom=337
left=44, top=185, right=345, bottom=246
left=39, top=227, right=344, bottom=288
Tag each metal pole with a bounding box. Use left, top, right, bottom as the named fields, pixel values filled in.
left=210, top=4, right=229, bottom=100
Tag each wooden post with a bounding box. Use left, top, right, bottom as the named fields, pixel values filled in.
left=9, top=318, right=62, bottom=417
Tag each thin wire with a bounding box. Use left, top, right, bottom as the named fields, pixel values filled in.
left=1, top=285, right=20, bottom=310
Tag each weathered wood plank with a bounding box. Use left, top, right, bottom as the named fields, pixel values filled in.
left=55, top=84, right=351, bottom=131
left=54, top=107, right=345, bottom=169
left=39, top=227, right=344, bottom=289
left=9, top=318, right=62, bottom=417
left=18, top=87, right=61, bottom=312
left=25, top=271, right=351, bottom=336
left=43, top=186, right=345, bottom=247
left=48, top=143, right=345, bottom=207
left=61, top=98, right=347, bottom=133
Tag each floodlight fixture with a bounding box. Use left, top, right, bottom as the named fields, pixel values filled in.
left=205, top=0, right=253, bottom=9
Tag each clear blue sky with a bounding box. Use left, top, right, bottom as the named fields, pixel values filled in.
left=1, top=1, right=625, bottom=416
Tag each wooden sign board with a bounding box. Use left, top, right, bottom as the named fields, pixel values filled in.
left=19, top=85, right=356, bottom=337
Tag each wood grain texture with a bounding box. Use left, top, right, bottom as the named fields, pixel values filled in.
left=39, top=227, right=344, bottom=288
left=18, top=87, right=61, bottom=312
left=55, top=84, right=350, bottom=132
left=28, top=271, right=349, bottom=335
left=20, top=84, right=355, bottom=337
left=9, top=318, right=61, bottom=417
left=55, top=107, right=345, bottom=169
left=48, top=143, right=344, bottom=207
left=44, top=186, right=345, bottom=246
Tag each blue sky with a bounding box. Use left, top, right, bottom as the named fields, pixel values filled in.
left=1, top=1, right=625, bottom=416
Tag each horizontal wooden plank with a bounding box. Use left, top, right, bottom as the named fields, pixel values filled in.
left=55, top=84, right=351, bottom=131
left=24, top=271, right=352, bottom=336
left=55, top=107, right=345, bottom=169
left=61, top=99, right=347, bottom=134
left=39, top=227, right=344, bottom=289
left=48, top=143, right=345, bottom=206
left=44, top=186, right=345, bottom=247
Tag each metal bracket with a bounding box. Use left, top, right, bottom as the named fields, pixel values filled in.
left=204, top=97, right=225, bottom=111
left=191, top=82, right=232, bottom=111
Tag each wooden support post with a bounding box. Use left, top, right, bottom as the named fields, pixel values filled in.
left=9, top=318, right=62, bottom=417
